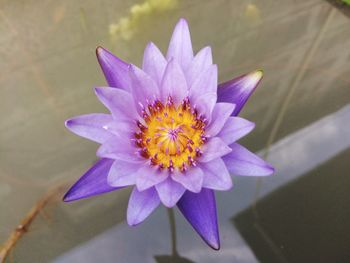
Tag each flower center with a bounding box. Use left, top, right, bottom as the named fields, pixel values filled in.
left=134, top=97, right=207, bottom=172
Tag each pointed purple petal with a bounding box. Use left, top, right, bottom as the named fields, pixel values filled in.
left=193, top=92, right=217, bottom=120
left=142, top=42, right=167, bottom=86
left=155, top=177, right=186, bottom=208
left=223, top=143, right=274, bottom=176
left=171, top=167, right=204, bottom=193
left=107, top=160, right=142, bottom=187
left=166, top=18, right=193, bottom=70
left=135, top=165, right=168, bottom=191
left=186, top=46, right=213, bottom=87
left=65, top=113, right=114, bottom=143
left=96, top=47, right=131, bottom=91
left=177, top=188, right=220, bottom=250
left=199, top=137, right=231, bottom=163
left=161, top=58, right=188, bottom=104
left=217, top=70, right=263, bottom=116
left=206, top=103, right=236, bottom=137
left=189, top=65, right=218, bottom=100
left=96, top=135, right=142, bottom=162
left=217, top=117, right=255, bottom=145
left=127, top=187, right=160, bottom=226
left=94, top=87, right=138, bottom=120
left=201, top=158, right=232, bottom=190
left=129, top=65, right=160, bottom=112
left=63, top=159, right=121, bottom=202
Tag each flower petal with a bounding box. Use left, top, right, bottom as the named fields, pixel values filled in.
left=127, top=187, right=160, bottom=226
left=206, top=103, right=236, bottom=137
left=177, top=188, right=220, bottom=250
left=142, top=42, right=167, bottom=86
left=186, top=46, right=213, bottom=87
left=199, top=137, right=231, bottom=163
left=96, top=135, right=142, bottom=162
left=155, top=177, right=186, bottom=208
left=223, top=143, right=274, bottom=176
left=65, top=113, right=114, bottom=143
left=96, top=47, right=130, bottom=91
left=193, top=92, right=217, bottom=120
left=217, top=117, right=255, bottom=145
left=217, top=70, right=263, bottom=116
left=166, top=18, right=193, bottom=70
left=129, top=65, right=160, bottom=112
left=94, top=87, right=138, bottom=120
left=63, top=159, right=121, bottom=202
left=135, top=165, right=168, bottom=191
left=107, top=160, right=142, bottom=187
left=161, top=58, right=188, bottom=104
left=201, top=158, right=232, bottom=190
left=171, top=167, right=204, bottom=193
left=189, top=65, right=218, bottom=100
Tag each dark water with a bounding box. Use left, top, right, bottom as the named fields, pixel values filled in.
left=1, top=0, right=350, bottom=262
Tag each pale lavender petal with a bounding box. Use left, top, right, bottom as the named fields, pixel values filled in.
left=199, top=137, right=231, bottom=163
left=65, top=113, right=114, bottom=143
left=177, top=188, right=220, bottom=250
left=201, top=158, right=232, bottom=190
left=171, top=167, right=204, bottom=193
left=206, top=103, right=236, bottom=137
left=96, top=135, right=142, bottom=162
left=142, top=42, right=167, bottom=86
left=166, top=18, right=193, bottom=70
left=189, top=65, right=218, bottom=100
left=135, top=165, right=168, bottom=191
left=155, top=177, right=186, bottom=208
left=161, top=58, right=188, bottom=104
left=223, top=143, right=274, bottom=176
left=217, top=70, right=263, bottom=116
left=103, top=120, right=134, bottom=137
left=63, top=159, right=121, bottom=202
left=95, top=87, right=138, bottom=120
left=186, top=46, right=213, bottom=86
left=193, top=92, right=217, bottom=120
left=96, top=46, right=130, bottom=91
left=129, top=65, right=160, bottom=112
left=107, top=160, right=142, bottom=187
left=217, top=117, right=255, bottom=145
left=127, top=187, right=160, bottom=226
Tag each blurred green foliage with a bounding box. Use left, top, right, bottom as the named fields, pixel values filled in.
left=342, top=0, right=350, bottom=5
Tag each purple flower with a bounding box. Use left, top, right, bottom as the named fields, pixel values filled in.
left=64, top=18, right=274, bottom=250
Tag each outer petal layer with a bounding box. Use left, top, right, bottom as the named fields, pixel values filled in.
left=201, top=158, right=232, bottom=190
left=177, top=189, right=220, bottom=250
left=107, top=160, right=141, bottom=187
left=65, top=113, right=114, bottom=143
left=95, top=87, right=138, bottom=120
left=206, top=103, right=236, bottom=137
left=171, top=167, right=204, bottom=193
left=217, top=70, right=263, bottom=116
left=166, top=18, right=193, bottom=70
left=217, top=117, right=255, bottom=145
left=96, top=47, right=130, bottom=91
left=199, top=137, right=232, bottom=163
left=127, top=187, right=160, bottom=226
left=155, top=178, right=186, bottom=208
left=223, top=143, right=274, bottom=176
left=186, top=46, right=212, bottom=86
left=63, top=159, right=120, bottom=202
left=142, top=42, right=167, bottom=86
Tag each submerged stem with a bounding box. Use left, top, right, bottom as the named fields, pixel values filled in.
left=167, top=208, right=178, bottom=256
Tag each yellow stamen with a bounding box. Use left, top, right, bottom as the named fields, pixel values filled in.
left=135, top=97, right=206, bottom=171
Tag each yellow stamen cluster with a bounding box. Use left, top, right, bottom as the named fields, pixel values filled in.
left=134, top=97, right=206, bottom=172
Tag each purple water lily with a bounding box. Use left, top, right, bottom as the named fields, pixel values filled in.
left=64, top=18, right=274, bottom=250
